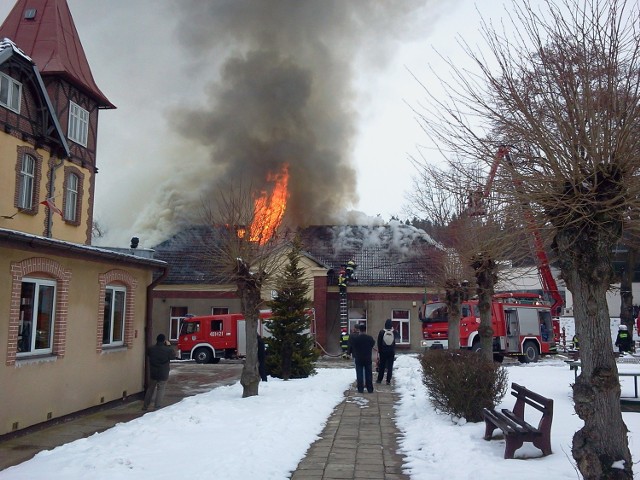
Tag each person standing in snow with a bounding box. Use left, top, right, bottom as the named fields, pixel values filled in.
left=615, top=324, right=633, bottom=354
left=143, top=333, right=176, bottom=411
left=376, top=319, right=397, bottom=385
left=349, top=323, right=375, bottom=393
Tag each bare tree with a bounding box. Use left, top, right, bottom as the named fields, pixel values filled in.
left=410, top=160, right=539, bottom=359
left=202, top=183, right=290, bottom=398
left=414, top=0, right=639, bottom=476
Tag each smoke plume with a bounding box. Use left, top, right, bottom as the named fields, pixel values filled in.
left=128, top=0, right=445, bottom=247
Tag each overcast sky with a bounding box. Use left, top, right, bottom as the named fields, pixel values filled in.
left=0, top=0, right=517, bottom=247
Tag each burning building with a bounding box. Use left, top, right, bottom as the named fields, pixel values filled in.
left=150, top=221, right=442, bottom=353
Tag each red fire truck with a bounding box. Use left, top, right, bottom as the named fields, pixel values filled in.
left=420, top=146, right=562, bottom=362
left=177, top=311, right=271, bottom=364
left=420, top=292, right=557, bottom=362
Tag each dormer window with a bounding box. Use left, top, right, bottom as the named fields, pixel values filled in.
left=0, top=72, right=21, bottom=113
left=68, top=101, right=89, bottom=146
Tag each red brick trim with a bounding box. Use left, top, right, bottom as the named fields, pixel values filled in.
left=97, top=270, right=138, bottom=353
left=6, top=257, right=72, bottom=366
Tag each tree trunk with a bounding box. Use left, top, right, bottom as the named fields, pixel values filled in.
left=281, top=341, right=293, bottom=380
left=445, top=280, right=462, bottom=350
left=472, top=254, right=496, bottom=362
left=555, top=232, right=633, bottom=479
left=619, top=247, right=636, bottom=333
left=238, top=283, right=261, bottom=398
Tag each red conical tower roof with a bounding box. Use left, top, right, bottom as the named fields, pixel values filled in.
left=0, top=0, right=114, bottom=108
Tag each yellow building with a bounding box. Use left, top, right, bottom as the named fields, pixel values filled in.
left=0, top=1, right=166, bottom=436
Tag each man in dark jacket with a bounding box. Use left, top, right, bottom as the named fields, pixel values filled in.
left=349, top=323, right=375, bottom=393
left=143, top=334, right=176, bottom=410
left=377, top=319, right=397, bottom=385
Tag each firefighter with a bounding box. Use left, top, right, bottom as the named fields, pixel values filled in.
left=340, top=329, right=350, bottom=357
left=615, top=324, right=633, bottom=354
left=571, top=334, right=579, bottom=351
left=337, top=273, right=347, bottom=293
left=345, top=260, right=357, bottom=280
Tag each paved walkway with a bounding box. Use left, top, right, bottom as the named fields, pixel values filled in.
left=291, top=381, right=409, bottom=480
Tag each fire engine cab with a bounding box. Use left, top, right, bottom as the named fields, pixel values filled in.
left=420, top=292, right=557, bottom=362
left=178, top=311, right=271, bottom=364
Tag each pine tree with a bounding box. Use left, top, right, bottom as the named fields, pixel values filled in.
left=265, top=238, right=318, bottom=380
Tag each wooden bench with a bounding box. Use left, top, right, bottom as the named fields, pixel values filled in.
left=483, top=382, right=553, bottom=459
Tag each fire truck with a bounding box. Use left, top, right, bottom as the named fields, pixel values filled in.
left=420, top=146, right=562, bottom=362
left=177, top=311, right=271, bottom=364
left=420, top=292, right=557, bottom=362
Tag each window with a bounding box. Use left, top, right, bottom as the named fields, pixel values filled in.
left=211, top=306, right=229, bottom=315
left=68, top=101, right=89, bottom=146
left=17, top=278, right=56, bottom=356
left=348, top=308, right=367, bottom=333
left=64, top=173, right=79, bottom=221
left=170, top=306, right=188, bottom=341
left=211, top=320, right=223, bottom=332
left=0, top=72, right=21, bottom=112
left=103, top=286, right=126, bottom=346
left=391, top=309, right=410, bottom=344
left=180, top=321, right=200, bottom=336
left=18, top=154, right=35, bottom=209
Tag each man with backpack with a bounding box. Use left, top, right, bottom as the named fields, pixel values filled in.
left=376, top=319, right=397, bottom=385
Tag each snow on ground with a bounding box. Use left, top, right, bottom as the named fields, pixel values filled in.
left=1, top=322, right=639, bottom=479
left=394, top=354, right=640, bottom=479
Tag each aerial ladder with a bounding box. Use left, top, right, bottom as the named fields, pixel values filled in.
left=469, top=146, right=563, bottom=321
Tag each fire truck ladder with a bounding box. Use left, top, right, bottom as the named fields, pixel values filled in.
left=339, top=291, right=348, bottom=331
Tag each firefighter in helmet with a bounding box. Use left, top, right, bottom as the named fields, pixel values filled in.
left=615, top=324, right=633, bottom=354
left=340, top=328, right=350, bottom=357
left=337, top=270, right=347, bottom=294
left=345, top=260, right=357, bottom=280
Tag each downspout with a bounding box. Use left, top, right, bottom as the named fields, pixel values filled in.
left=144, top=265, right=169, bottom=392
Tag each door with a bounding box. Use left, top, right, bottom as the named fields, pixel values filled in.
left=504, top=309, right=520, bottom=353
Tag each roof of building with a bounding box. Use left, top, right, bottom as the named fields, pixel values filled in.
left=152, top=225, right=232, bottom=285
left=0, top=0, right=114, bottom=108
left=298, top=223, right=440, bottom=287
left=0, top=228, right=167, bottom=270
left=152, top=223, right=441, bottom=288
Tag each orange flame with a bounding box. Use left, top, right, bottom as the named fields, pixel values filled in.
left=250, top=164, right=289, bottom=244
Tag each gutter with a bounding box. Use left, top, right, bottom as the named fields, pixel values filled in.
left=143, top=265, right=169, bottom=391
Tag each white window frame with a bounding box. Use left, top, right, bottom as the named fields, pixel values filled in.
left=18, top=154, right=35, bottom=209
left=391, top=309, right=410, bottom=344
left=64, top=173, right=79, bottom=221
left=68, top=101, right=89, bottom=146
left=211, top=306, right=230, bottom=315
left=348, top=308, right=367, bottom=333
left=169, top=306, right=189, bottom=341
left=0, top=72, right=21, bottom=112
left=17, top=277, right=56, bottom=357
left=103, top=286, right=126, bottom=346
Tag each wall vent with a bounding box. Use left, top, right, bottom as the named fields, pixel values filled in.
left=24, top=9, right=36, bottom=20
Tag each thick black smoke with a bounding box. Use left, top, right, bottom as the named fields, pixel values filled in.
left=133, top=0, right=445, bottom=245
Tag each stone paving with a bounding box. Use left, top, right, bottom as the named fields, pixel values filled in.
left=290, top=381, right=409, bottom=480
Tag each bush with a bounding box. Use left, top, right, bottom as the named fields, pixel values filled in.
left=420, top=349, right=508, bottom=422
